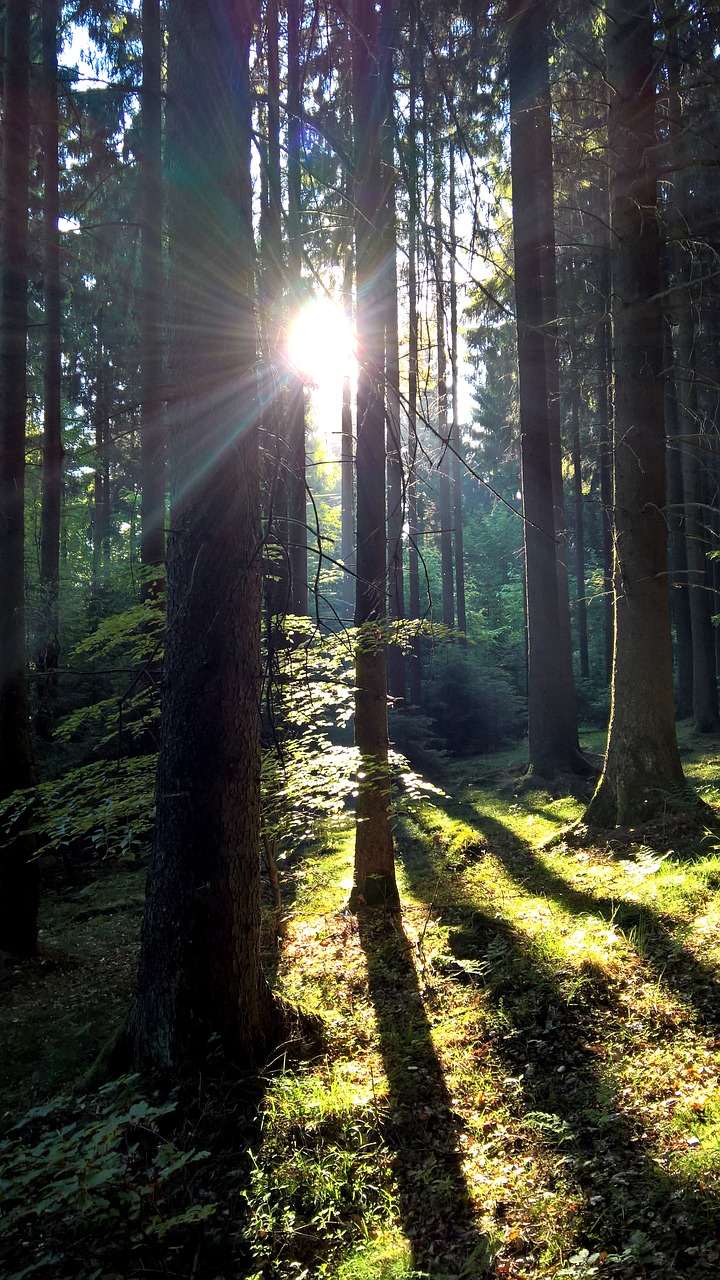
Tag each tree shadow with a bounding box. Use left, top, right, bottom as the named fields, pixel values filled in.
left=425, top=794, right=720, bottom=1041
left=395, top=831, right=720, bottom=1275
left=356, top=906, right=493, bottom=1278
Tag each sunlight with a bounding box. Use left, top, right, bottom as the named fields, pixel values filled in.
left=286, top=296, right=353, bottom=388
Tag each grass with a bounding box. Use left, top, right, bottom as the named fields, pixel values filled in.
left=3, top=724, right=720, bottom=1277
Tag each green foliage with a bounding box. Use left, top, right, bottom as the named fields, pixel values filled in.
left=423, top=651, right=525, bottom=755
left=0, top=1076, right=214, bottom=1280
left=0, top=756, right=156, bottom=864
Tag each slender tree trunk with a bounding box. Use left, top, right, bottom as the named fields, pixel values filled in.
left=92, top=312, right=111, bottom=593
left=286, top=0, right=307, bottom=615
left=434, top=132, right=454, bottom=631
left=664, top=322, right=694, bottom=718
left=36, top=0, right=64, bottom=739
left=406, top=8, right=422, bottom=705
left=675, top=293, right=719, bottom=730
left=139, top=0, right=165, bottom=600
left=341, top=240, right=355, bottom=607
left=349, top=0, right=399, bottom=912
left=131, top=0, right=278, bottom=1070
left=585, top=0, right=686, bottom=827
left=449, top=141, right=467, bottom=645
left=567, top=255, right=589, bottom=679
left=595, top=198, right=614, bottom=687
left=0, top=0, right=37, bottom=956
left=508, top=0, right=584, bottom=777
left=382, top=35, right=405, bottom=704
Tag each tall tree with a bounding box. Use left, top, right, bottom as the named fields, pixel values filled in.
left=0, top=0, right=37, bottom=956
left=286, top=0, right=308, bottom=615
left=348, top=0, right=400, bottom=911
left=36, top=0, right=64, bottom=737
left=585, top=0, right=687, bottom=826
left=131, top=0, right=279, bottom=1069
left=139, top=0, right=165, bottom=599
left=507, top=0, right=585, bottom=777
left=434, top=128, right=454, bottom=631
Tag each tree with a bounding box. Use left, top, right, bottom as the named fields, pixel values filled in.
left=131, top=0, right=279, bottom=1069
left=139, top=0, right=165, bottom=600
left=348, top=0, right=400, bottom=911
left=0, top=0, right=37, bottom=956
left=585, top=0, right=687, bottom=826
left=507, top=0, right=585, bottom=777
left=36, top=0, right=64, bottom=738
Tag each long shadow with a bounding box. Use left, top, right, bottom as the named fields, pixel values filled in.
left=396, top=835, right=720, bottom=1277
left=422, top=794, right=720, bottom=1041
left=357, top=907, right=493, bottom=1278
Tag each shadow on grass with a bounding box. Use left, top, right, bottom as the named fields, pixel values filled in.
left=426, top=794, right=720, bottom=1041
left=357, top=906, right=493, bottom=1278
left=394, top=814, right=720, bottom=1276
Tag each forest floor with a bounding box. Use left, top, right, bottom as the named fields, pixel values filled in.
left=3, top=725, right=720, bottom=1279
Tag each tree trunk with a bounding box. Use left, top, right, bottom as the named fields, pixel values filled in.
left=0, top=0, right=37, bottom=957
left=675, top=294, right=719, bottom=730
left=406, top=8, right=422, bottom=706
left=341, top=240, right=355, bottom=609
left=508, top=0, right=584, bottom=777
left=131, top=0, right=278, bottom=1071
left=36, top=0, right=64, bottom=739
left=567, top=255, right=589, bottom=679
left=585, top=0, right=686, bottom=827
left=139, top=0, right=165, bottom=600
left=449, top=141, right=467, bottom=645
left=382, top=30, right=405, bottom=704
left=349, top=0, right=399, bottom=912
left=664, top=327, right=694, bottom=719
left=286, top=0, right=307, bottom=615
left=434, top=132, right=454, bottom=631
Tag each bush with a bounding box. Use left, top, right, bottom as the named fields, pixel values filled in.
left=422, top=652, right=525, bottom=756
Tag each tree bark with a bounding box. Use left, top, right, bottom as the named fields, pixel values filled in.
left=585, top=0, right=687, bottom=827
left=349, top=0, right=399, bottom=912
left=508, top=0, right=584, bottom=777
left=139, top=0, right=165, bottom=600
left=383, top=84, right=405, bottom=704
left=0, top=0, right=37, bottom=956
left=406, top=8, right=422, bottom=706
left=434, top=132, right=454, bottom=631
left=286, top=0, right=308, bottom=615
left=449, top=140, right=467, bottom=645
left=131, top=0, right=278, bottom=1070
left=36, top=0, right=64, bottom=739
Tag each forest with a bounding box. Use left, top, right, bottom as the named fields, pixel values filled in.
left=3, top=0, right=720, bottom=1276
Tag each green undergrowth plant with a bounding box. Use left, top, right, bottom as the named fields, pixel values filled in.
left=0, top=1076, right=214, bottom=1280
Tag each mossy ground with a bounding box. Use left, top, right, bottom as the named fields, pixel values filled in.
left=3, top=723, right=720, bottom=1277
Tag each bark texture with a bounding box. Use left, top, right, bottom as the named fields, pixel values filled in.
left=131, top=0, right=277, bottom=1070
left=350, top=0, right=399, bottom=912
left=0, top=0, right=37, bottom=956
left=508, top=0, right=583, bottom=777
left=585, top=0, right=686, bottom=826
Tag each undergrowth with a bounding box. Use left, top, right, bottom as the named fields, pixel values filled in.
left=3, top=723, right=720, bottom=1277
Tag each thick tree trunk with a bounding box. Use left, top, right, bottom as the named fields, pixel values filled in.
left=131, top=0, right=278, bottom=1070
left=139, top=0, right=165, bottom=600
left=349, top=0, right=399, bottom=912
left=0, top=0, right=37, bottom=956
left=585, top=0, right=686, bottom=827
left=508, top=0, right=584, bottom=777
left=36, top=0, right=64, bottom=739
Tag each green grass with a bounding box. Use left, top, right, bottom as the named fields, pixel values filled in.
left=4, top=729, right=720, bottom=1277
